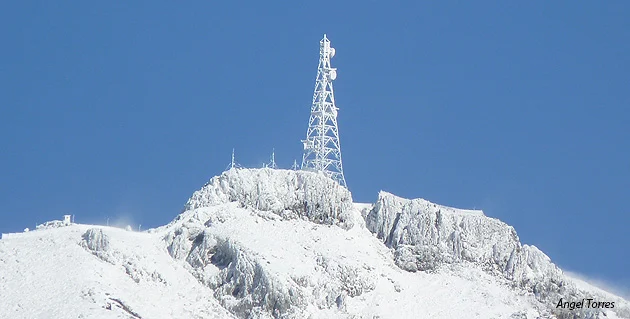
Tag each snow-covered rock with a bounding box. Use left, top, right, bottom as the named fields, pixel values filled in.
left=162, top=202, right=378, bottom=318
left=365, top=191, right=629, bottom=318
left=82, top=228, right=111, bottom=252
left=35, top=219, right=69, bottom=230
left=182, top=168, right=354, bottom=229
left=1, top=168, right=628, bottom=319
left=160, top=169, right=628, bottom=318
left=365, top=192, right=563, bottom=287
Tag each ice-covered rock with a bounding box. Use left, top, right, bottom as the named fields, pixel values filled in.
left=193, top=235, right=305, bottom=318
left=364, top=191, right=626, bottom=311
left=36, top=220, right=69, bottom=230
left=158, top=168, right=383, bottom=317
left=183, top=168, right=354, bottom=229
left=163, top=204, right=377, bottom=318
left=365, top=192, right=563, bottom=283
left=81, top=228, right=110, bottom=253
left=159, top=170, right=628, bottom=319
left=80, top=227, right=118, bottom=265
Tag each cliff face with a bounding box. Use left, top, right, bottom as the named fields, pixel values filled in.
left=365, top=192, right=566, bottom=299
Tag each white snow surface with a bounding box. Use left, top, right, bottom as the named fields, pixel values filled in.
left=1, top=168, right=628, bottom=319
left=0, top=225, right=234, bottom=319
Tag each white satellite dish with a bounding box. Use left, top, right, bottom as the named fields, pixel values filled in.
left=329, top=69, right=337, bottom=80
left=329, top=47, right=336, bottom=58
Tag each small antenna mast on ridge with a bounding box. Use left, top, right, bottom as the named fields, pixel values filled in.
left=268, top=149, right=277, bottom=169
left=231, top=148, right=236, bottom=169
left=227, top=148, right=241, bottom=170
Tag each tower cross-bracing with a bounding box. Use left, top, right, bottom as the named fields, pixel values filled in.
left=301, top=34, right=346, bottom=187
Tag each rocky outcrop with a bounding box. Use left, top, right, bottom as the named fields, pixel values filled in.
left=365, top=192, right=568, bottom=300
left=163, top=214, right=376, bottom=318
left=183, top=168, right=354, bottom=229
left=81, top=228, right=109, bottom=254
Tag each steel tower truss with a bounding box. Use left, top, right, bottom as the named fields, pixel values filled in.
left=301, top=34, right=346, bottom=187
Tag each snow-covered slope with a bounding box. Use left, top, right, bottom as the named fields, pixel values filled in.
left=1, top=168, right=628, bottom=319
left=0, top=224, right=235, bottom=319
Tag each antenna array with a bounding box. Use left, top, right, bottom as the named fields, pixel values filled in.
left=301, top=34, right=346, bottom=187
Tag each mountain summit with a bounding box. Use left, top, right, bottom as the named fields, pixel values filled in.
left=1, top=168, right=628, bottom=318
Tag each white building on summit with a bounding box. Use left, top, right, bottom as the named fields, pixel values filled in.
left=301, top=34, right=347, bottom=188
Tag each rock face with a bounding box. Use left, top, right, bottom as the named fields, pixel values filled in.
left=183, top=168, right=354, bottom=229
left=82, top=228, right=110, bottom=253
left=365, top=192, right=565, bottom=294
left=81, top=228, right=115, bottom=264
left=190, top=235, right=307, bottom=318
left=364, top=192, right=630, bottom=318
left=162, top=169, right=375, bottom=318
left=165, top=221, right=378, bottom=318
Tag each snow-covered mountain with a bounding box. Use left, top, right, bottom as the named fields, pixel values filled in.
left=1, top=168, right=628, bottom=319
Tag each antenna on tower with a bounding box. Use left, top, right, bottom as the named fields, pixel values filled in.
left=301, top=34, right=347, bottom=187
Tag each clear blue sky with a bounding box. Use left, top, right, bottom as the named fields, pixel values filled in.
left=1, top=2, right=628, bottom=293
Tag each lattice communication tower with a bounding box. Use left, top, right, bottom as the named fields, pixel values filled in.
left=301, top=34, right=346, bottom=187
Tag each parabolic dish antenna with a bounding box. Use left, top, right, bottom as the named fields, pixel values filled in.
left=329, top=69, right=337, bottom=80
left=329, top=47, right=336, bottom=58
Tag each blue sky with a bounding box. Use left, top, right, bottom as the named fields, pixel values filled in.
left=1, top=2, right=628, bottom=293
